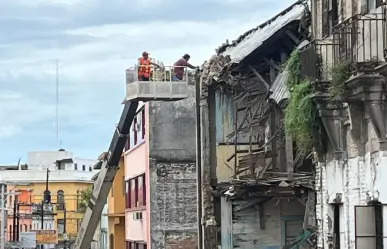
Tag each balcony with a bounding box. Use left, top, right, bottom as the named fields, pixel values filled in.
left=299, top=39, right=336, bottom=83
left=333, top=12, right=386, bottom=72
left=31, top=203, right=55, bottom=215
left=125, top=65, right=192, bottom=102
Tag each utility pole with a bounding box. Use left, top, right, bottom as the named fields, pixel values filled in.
left=0, top=184, right=5, bottom=249
left=16, top=203, right=19, bottom=242
left=64, top=203, right=67, bottom=249
left=12, top=195, right=17, bottom=241
left=195, top=69, right=203, bottom=249
left=42, top=168, right=51, bottom=230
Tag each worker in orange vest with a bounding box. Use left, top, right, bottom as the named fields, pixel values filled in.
left=138, top=51, right=159, bottom=81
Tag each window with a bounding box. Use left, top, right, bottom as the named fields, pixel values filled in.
left=89, top=166, right=92, bottom=172
left=124, top=108, right=146, bottom=152
left=57, top=163, right=65, bottom=170
left=29, top=224, right=32, bottom=231
left=126, top=242, right=147, bottom=249
left=82, top=165, right=86, bottom=171
left=363, top=0, right=383, bottom=13
left=122, top=176, right=125, bottom=196
left=322, top=0, right=338, bottom=37
left=333, top=204, right=341, bottom=249
left=76, top=190, right=81, bottom=211
left=355, top=203, right=383, bottom=249
left=57, top=219, right=65, bottom=234
left=57, top=190, right=65, bottom=210
left=74, top=163, right=78, bottom=170
left=125, top=174, right=146, bottom=209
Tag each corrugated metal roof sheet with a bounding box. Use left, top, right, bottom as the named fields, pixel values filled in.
left=270, top=70, right=290, bottom=104
left=221, top=3, right=306, bottom=63
left=269, top=40, right=310, bottom=105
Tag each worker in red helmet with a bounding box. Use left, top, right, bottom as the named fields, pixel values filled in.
left=138, top=51, right=160, bottom=81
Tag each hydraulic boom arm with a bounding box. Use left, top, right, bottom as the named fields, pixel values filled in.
left=73, top=101, right=139, bottom=249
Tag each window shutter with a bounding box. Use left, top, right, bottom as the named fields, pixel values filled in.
left=332, top=0, right=338, bottom=27
left=322, top=0, right=329, bottom=37
left=360, top=0, right=368, bottom=14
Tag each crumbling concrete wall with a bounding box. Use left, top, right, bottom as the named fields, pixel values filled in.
left=148, top=85, right=197, bottom=249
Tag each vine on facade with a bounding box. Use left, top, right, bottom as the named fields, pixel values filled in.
left=329, top=60, right=351, bottom=100
left=284, top=50, right=320, bottom=153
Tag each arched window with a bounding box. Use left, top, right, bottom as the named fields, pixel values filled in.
left=57, top=190, right=65, bottom=210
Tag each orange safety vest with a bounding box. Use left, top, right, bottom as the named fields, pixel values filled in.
left=138, top=58, right=151, bottom=78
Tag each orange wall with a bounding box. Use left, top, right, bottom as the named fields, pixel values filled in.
left=108, top=156, right=125, bottom=215
left=6, top=186, right=33, bottom=241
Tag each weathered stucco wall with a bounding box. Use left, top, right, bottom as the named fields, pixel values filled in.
left=316, top=118, right=387, bottom=249
left=221, top=198, right=305, bottom=249
left=148, top=85, right=197, bottom=249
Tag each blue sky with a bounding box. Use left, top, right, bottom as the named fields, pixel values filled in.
left=0, top=0, right=297, bottom=164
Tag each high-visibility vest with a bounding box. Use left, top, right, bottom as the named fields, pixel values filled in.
left=138, top=58, right=151, bottom=78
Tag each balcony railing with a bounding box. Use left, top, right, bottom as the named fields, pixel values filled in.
left=299, top=39, right=336, bottom=82
left=125, top=65, right=193, bottom=101
left=333, top=12, right=386, bottom=64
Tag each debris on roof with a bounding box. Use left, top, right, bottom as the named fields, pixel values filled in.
left=217, top=0, right=308, bottom=63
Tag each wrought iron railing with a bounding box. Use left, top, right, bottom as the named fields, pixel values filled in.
left=299, top=39, right=337, bottom=82
left=333, top=12, right=386, bottom=64
left=126, top=65, right=195, bottom=83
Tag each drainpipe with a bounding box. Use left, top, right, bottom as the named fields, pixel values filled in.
left=195, top=75, right=203, bottom=249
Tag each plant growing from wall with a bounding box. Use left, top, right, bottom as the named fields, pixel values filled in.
left=284, top=50, right=321, bottom=153
left=78, top=187, right=92, bottom=212
left=329, top=60, right=351, bottom=100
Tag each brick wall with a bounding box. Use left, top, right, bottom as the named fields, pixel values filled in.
left=149, top=161, right=197, bottom=249
left=148, top=85, right=197, bottom=249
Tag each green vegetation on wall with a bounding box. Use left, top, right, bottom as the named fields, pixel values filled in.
left=284, top=51, right=320, bottom=153
left=329, top=60, right=351, bottom=100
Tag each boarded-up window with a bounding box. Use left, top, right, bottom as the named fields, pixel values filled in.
left=284, top=220, right=304, bottom=244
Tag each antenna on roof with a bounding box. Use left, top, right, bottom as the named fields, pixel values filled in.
left=17, top=157, right=21, bottom=170
left=56, top=59, right=60, bottom=149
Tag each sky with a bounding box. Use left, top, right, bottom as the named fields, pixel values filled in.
left=0, top=0, right=297, bottom=164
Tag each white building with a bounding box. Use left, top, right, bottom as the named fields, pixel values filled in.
left=0, top=150, right=98, bottom=183
left=306, top=1, right=387, bottom=248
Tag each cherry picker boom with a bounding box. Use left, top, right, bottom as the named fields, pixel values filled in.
left=73, top=65, right=189, bottom=249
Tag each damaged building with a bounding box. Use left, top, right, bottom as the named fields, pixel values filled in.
left=296, top=0, right=387, bottom=249
left=198, top=1, right=317, bottom=248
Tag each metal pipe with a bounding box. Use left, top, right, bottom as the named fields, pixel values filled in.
left=1, top=184, right=5, bottom=249
left=195, top=73, right=203, bottom=249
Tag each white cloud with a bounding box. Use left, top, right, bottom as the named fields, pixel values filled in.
left=0, top=125, right=21, bottom=138
left=0, top=0, right=298, bottom=163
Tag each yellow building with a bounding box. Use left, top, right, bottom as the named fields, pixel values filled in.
left=94, top=152, right=125, bottom=249
left=31, top=181, right=93, bottom=242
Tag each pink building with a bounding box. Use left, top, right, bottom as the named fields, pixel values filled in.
left=6, top=186, right=33, bottom=242
left=124, top=104, right=149, bottom=249
left=124, top=87, right=197, bottom=249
